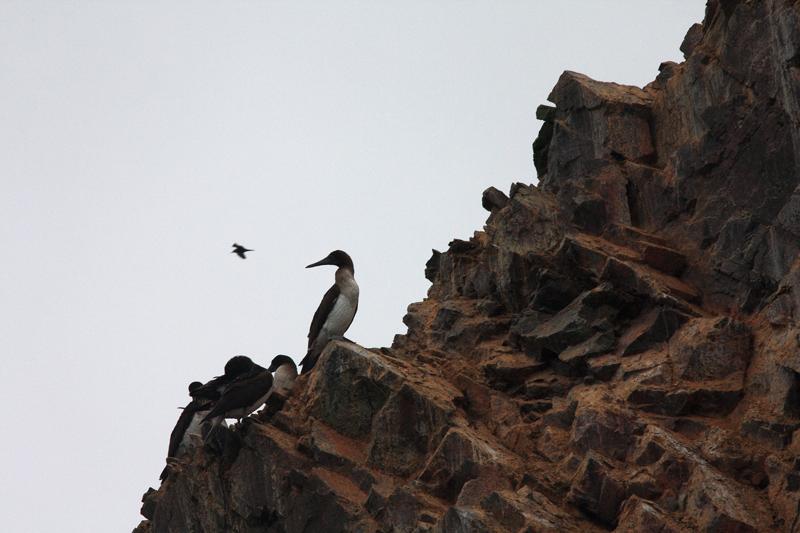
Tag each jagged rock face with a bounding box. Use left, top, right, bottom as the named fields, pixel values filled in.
left=136, top=2, right=800, bottom=532
left=537, top=0, right=800, bottom=314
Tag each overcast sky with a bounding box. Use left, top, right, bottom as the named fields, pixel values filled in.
left=1, top=2, right=705, bottom=531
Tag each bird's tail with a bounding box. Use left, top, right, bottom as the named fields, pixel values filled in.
left=299, top=346, right=320, bottom=375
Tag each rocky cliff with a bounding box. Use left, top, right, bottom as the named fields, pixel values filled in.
left=135, top=2, right=800, bottom=531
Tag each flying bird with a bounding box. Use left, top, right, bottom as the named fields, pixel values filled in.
left=267, top=354, right=298, bottom=396
left=231, top=243, right=253, bottom=259
left=160, top=381, right=218, bottom=480
left=201, top=367, right=274, bottom=428
left=300, top=250, right=359, bottom=374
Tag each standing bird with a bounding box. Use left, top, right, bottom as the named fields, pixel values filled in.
left=190, top=355, right=256, bottom=403
left=231, top=243, right=253, bottom=259
left=300, top=250, right=359, bottom=374
left=267, top=354, right=298, bottom=396
left=201, top=366, right=274, bottom=429
left=160, top=381, right=217, bottom=480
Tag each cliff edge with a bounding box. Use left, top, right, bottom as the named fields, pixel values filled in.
left=136, top=2, right=800, bottom=531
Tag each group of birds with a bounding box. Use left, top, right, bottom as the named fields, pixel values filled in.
left=160, top=247, right=360, bottom=480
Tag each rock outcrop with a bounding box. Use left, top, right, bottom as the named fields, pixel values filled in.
left=135, top=2, right=800, bottom=531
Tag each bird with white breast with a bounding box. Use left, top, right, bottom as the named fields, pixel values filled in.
left=300, top=250, right=359, bottom=374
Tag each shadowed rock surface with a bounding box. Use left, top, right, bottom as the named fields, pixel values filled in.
left=135, top=2, right=800, bottom=531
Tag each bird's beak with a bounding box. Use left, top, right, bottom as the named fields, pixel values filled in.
left=306, top=255, right=333, bottom=268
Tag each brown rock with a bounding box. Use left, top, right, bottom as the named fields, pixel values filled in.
left=626, top=386, right=743, bottom=417
left=480, top=488, right=578, bottom=532
left=519, top=284, right=620, bottom=358
left=680, top=22, right=704, bottom=59
left=480, top=353, right=547, bottom=388
left=368, top=383, right=453, bottom=476
left=615, top=496, right=680, bottom=533
left=642, top=243, right=687, bottom=277
left=418, top=427, right=517, bottom=502
left=620, top=306, right=689, bottom=356
left=671, top=317, right=752, bottom=381
left=434, top=506, right=494, bottom=533
left=566, top=455, right=627, bottom=527
left=308, top=342, right=395, bottom=439
left=570, top=405, right=643, bottom=461
left=482, top=186, right=509, bottom=213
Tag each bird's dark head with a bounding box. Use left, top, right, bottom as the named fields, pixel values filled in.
left=188, top=381, right=204, bottom=394
left=224, top=355, right=254, bottom=377
left=306, top=250, right=354, bottom=272
left=267, top=354, right=296, bottom=372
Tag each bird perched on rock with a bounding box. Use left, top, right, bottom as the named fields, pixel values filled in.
left=201, top=366, right=273, bottom=429
left=267, top=354, right=297, bottom=396
left=300, top=250, right=359, bottom=374
left=190, top=355, right=256, bottom=402
left=160, top=381, right=221, bottom=480
left=231, top=243, right=253, bottom=259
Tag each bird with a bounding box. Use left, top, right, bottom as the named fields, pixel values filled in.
left=267, top=354, right=298, bottom=396
left=201, top=366, right=274, bottom=429
left=300, top=250, right=359, bottom=374
left=231, top=243, right=253, bottom=259
left=190, top=355, right=256, bottom=403
left=160, top=381, right=220, bottom=480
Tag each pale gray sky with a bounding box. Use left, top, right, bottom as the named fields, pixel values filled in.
left=0, top=2, right=705, bottom=531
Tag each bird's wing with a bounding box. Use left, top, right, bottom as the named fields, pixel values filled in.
left=308, top=284, right=340, bottom=349
left=202, top=372, right=273, bottom=421
left=167, top=401, right=199, bottom=458
left=191, top=375, right=227, bottom=401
